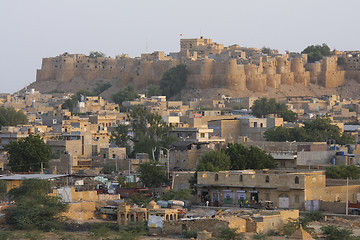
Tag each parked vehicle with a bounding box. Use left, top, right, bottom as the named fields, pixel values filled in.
left=116, top=187, right=152, bottom=198
left=349, top=202, right=360, bottom=215
left=100, top=205, right=118, bottom=220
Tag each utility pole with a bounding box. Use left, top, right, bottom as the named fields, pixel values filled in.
left=346, top=177, right=349, bottom=215
left=41, top=162, right=43, bottom=174
left=162, top=147, right=175, bottom=179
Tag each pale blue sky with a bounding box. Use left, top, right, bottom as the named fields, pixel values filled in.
left=1, top=0, right=359, bottom=93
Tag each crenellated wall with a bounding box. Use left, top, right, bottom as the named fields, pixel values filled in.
left=35, top=39, right=355, bottom=93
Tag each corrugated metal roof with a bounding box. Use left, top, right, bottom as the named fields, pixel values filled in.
left=0, top=174, right=67, bottom=180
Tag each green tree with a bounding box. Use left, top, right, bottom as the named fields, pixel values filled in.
left=110, top=124, right=131, bottom=153
left=93, top=82, right=112, bottom=95
left=301, top=43, right=331, bottom=63
left=0, top=107, right=27, bottom=127
left=138, top=162, right=167, bottom=188
left=160, top=189, right=192, bottom=201
left=5, top=135, right=52, bottom=172
left=264, top=117, right=355, bottom=145
left=89, top=51, right=106, bottom=58
left=325, top=165, right=360, bottom=179
left=251, top=98, right=298, bottom=122
left=159, top=64, right=188, bottom=98
left=111, top=85, right=140, bottom=105
left=5, top=179, right=68, bottom=231
left=146, top=84, right=163, bottom=97
left=225, top=143, right=276, bottom=170
left=196, top=150, right=231, bottom=172
left=130, top=106, right=175, bottom=158
left=61, top=89, right=96, bottom=112
left=261, top=46, right=271, bottom=55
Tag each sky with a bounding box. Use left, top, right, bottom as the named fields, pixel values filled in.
left=1, top=0, right=359, bottom=93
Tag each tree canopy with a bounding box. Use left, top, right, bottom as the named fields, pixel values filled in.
left=5, top=135, right=52, bottom=172
left=196, top=143, right=276, bottom=172
left=129, top=106, right=175, bottom=159
left=5, top=179, right=68, bottom=230
left=89, top=51, right=106, bottom=58
left=261, top=46, right=271, bottom=55
left=301, top=43, right=331, bottom=63
left=146, top=84, right=163, bottom=97
left=159, top=64, right=188, bottom=98
left=325, top=165, right=360, bottom=179
left=110, top=124, right=131, bottom=154
left=264, top=117, right=355, bottom=145
left=111, top=85, right=140, bottom=105
left=196, top=150, right=231, bottom=172
left=251, top=98, right=298, bottom=122
left=0, top=107, right=27, bottom=127
left=61, top=89, right=96, bottom=112
left=138, top=162, right=168, bottom=188
left=225, top=143, right=276, bottom=170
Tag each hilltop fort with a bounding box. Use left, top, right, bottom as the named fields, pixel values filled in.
left=35, top=37, right=360, bottom=94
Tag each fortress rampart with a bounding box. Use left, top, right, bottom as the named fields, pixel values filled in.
left=36, top=37, right=357, bottom=92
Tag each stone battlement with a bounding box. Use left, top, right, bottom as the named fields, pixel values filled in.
left=36, top=37, right=356, bottom=92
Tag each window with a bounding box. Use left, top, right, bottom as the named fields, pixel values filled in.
left=103, top=154, right=106, bottom=158
left=113, top=154, right=116, bottom=159
left=265, top=176, right=270, bottom=183
left=92, top=145, right=98, bottom=156
left=295, top=176, right=299, bottom=184
left=215, top=173, right=219, bottom=181
left=239, top=175, right=243, bottom=182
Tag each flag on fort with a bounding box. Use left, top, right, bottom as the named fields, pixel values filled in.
left=180, top=34, right=183, bottom=37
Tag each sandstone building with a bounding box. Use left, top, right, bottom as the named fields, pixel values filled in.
left=36, top=37, right=353, bottom=93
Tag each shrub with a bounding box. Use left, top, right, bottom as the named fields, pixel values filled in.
left=217, top=227, right=243, bottom=240
left=182, top=230, right=197, bottom=238
left=321, top=225, right=354, bottom=240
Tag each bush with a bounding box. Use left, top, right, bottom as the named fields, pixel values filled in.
left=321, top=225, right=354, bottom=240
left=5, top=179, right=68, bottom=231
left=281, top=218, right=302, bottom=236
left=217, top=227, right=243, bottom=240
left=182, top=230, right=197, bottom=238
left=303, top=211, right=324, bottom=224
left=253, top=233, right=268, bottom=239
left=102, top=164, right=117, bottom=174
left=266, top=229, right=280, bottom=236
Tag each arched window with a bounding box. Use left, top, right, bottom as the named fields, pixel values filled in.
left=215, top=173, right=219, bottom=181
left=239, top=175, right=243, bottom=182
left=265, top=175, right=270, bottom=183
left=295, top=176, right=299, bottom=184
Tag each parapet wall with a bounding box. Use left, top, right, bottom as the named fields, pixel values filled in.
left=36, top=51, right=351, bottom=92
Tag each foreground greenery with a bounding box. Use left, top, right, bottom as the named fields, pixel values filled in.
left=5, top=179, right=68, bottom=231
left=0, top=221, right=146, bottom=240
left=5, top=135, right=52, bottom=172
left=264, top=117, right=355, bottom=145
